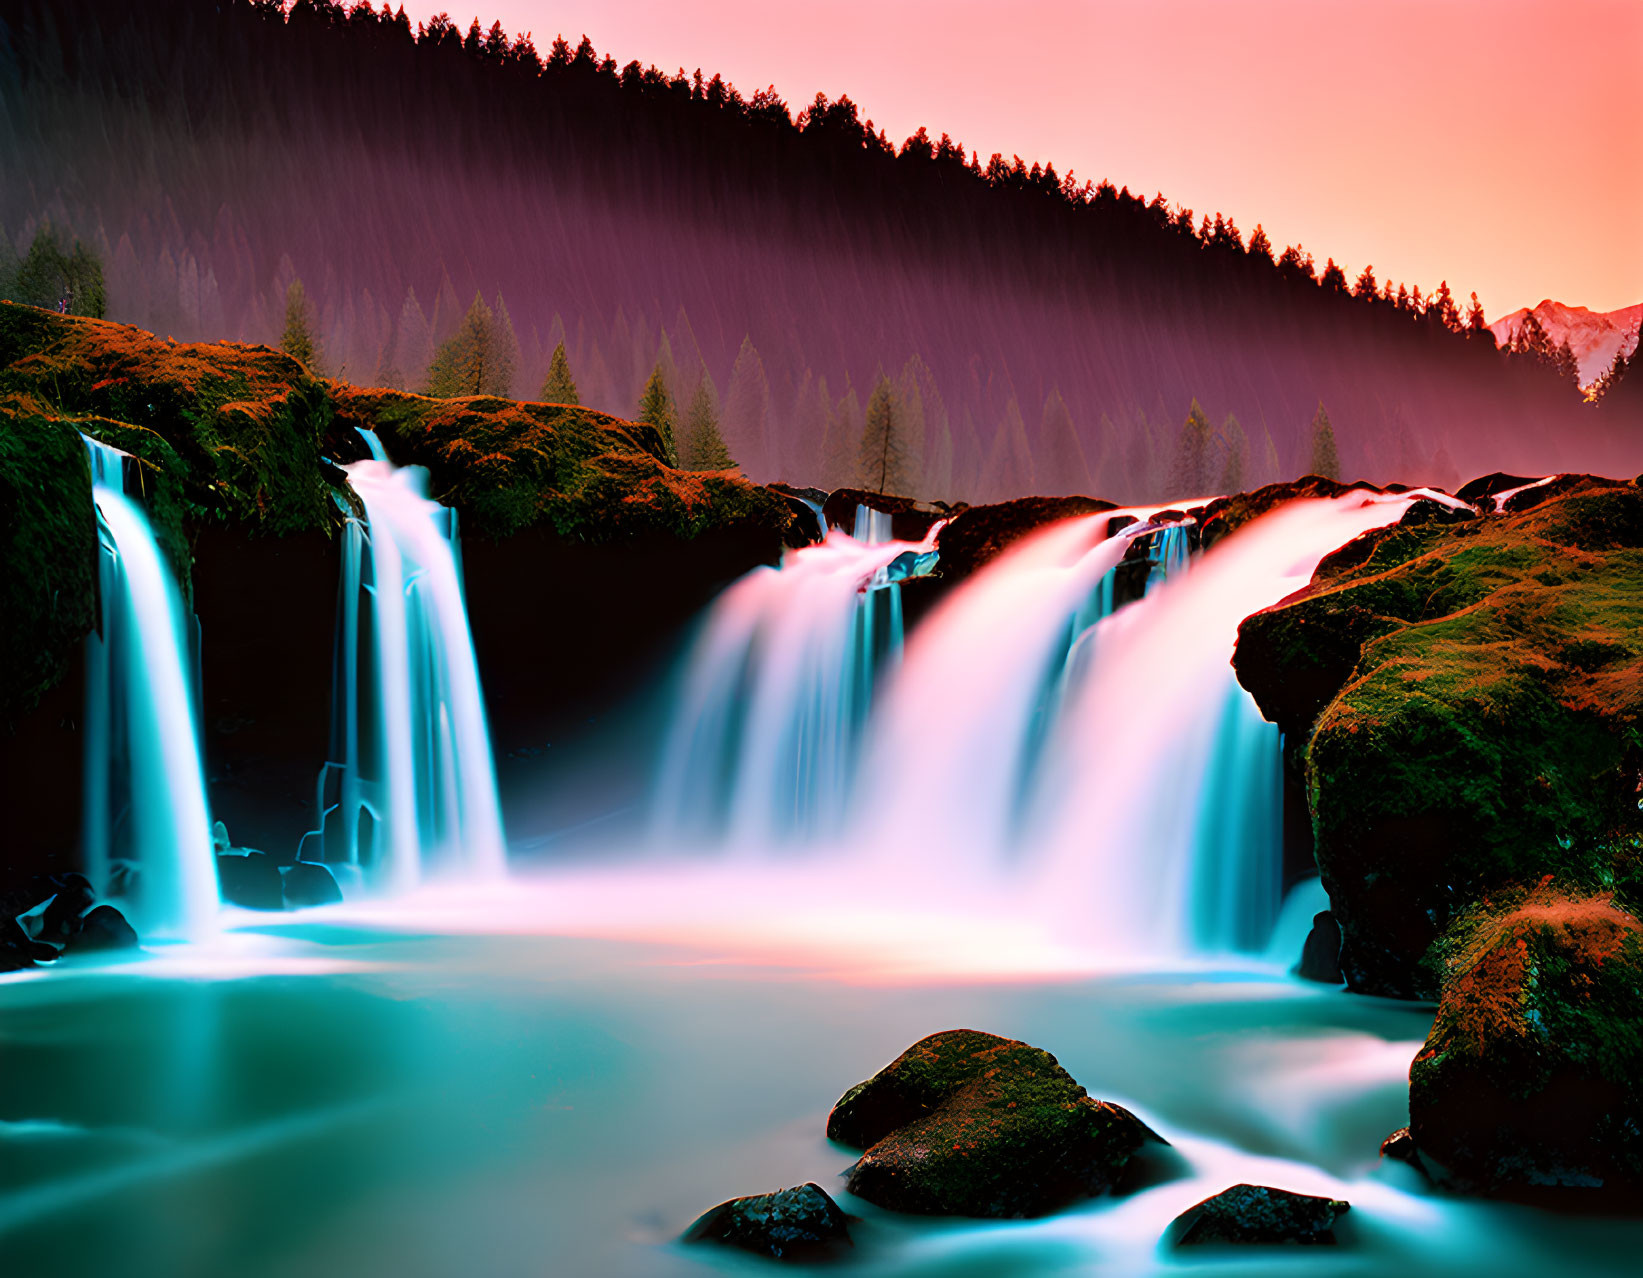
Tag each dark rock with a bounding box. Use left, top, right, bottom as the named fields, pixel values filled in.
left=64, top=905, right=139, bottom=952
left=1168, top=1184, right=1349, bottom=1246
left=1196, top=476, right=1383, bottom=553
left=282, top=860, right=343, bottom=907
left=1407, top=884, right=1643, bottom=1207
left=0, top=871, right=93, bottom=924
left=1455, top=472, right=1537, bottom=504
left=1233, top=478, right=1643, bottom=998
left=682, top=1183, right=851, bottom=1261
left=1, top=914, right=56, bottom=969
left=829, top=1029, right=1161, bottom=1218
left=1295, top=911, right=1344, bottom=984
left=1379, top=1127, right=1421, bottom=1168
left=36, top=872, right=96, bottom=943
left=216, top=851, right=285, bottom=910
left=933, top=496, right=1117, bottom=582
left=1398, top=496, right=1475, bottom=525
left=821, top=487, right=949, bottom=544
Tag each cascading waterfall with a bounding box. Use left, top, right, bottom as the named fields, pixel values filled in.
left=81, top=436, right=219, bottom=939
left=650, top=517, right=940, bottom=848
left=852, top=508, right=1190, bottom=865
left=312, top=429, right=506, bottom=890
left=1024, top=490, right=1443, bottom=957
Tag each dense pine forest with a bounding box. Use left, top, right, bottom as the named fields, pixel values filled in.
left=3, top=0, right=1638, bottom=501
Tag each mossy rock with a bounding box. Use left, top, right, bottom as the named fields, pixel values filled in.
left=326, top=386, right=797, bottom=546
left=683, top=1183, right=852, bottom=1261
left=828, top=1029, right=1159, bottom=1217
left=1234, top=479, right=1643, bottom=998
left=1196, top=475, right=1383, bottom=552
left=1406, top=882, right=1643, bottom=1206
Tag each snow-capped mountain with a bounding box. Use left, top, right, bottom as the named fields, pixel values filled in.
left=1491, top=299, right=1642, bottom=387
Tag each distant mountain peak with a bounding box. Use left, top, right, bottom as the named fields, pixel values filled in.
left=1491, top=299, right=1642, bottom=387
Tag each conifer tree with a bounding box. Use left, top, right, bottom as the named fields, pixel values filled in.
left=1257, top=422, right=1282, bottom=486
left=12, top=226, right=106, bottom=317
left=1218, top=412, right=1248, bottom=493
left=539, top=340, right=579, bottom=403
left=637, top=361, right=679, bottom=465
left=679, top=377, right=735, bottom=470
left=425, top=293, right=517, bottom=397
left=984, top=398, right=1035, bottom=500
left=393, top=287, right=433, bottom=390
left=1039, top=387, right=1092, bottom=495
left=857, top=375, right=911, bottom=494
left=824, top=387, right=863, bottom=490
left=1307, top=402, right=1341, bottom=480
left=1167, top=399, right=1216, bottom=495
left=280, top=278, right=320, bottom=368
left=723, top=336, right=772, bottom=478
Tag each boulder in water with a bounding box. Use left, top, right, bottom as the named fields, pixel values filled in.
left=682, top=1183, right=851, bottom=1261
left=64, top=904, right=139, bottom=952
left=1, top=914, right=56, bottom=969
left=933, top=495, right=1117, bottom=581
left=1295, top=911, right=1344, bottom=984
left=829, top=1029, right=1160, bottom=1217
left=282, top=860, right=343, bottom=907
left=216, top=851, right=284, bottom=910
left=1405, top=884, right=1643, bottom=1207
left=1167, top=1183, right=1350, bottom=1246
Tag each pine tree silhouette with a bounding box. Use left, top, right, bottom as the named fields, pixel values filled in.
left=540, top=341, right=579, bottom=403
left=1308, top=402, right=1341, bottom=480
left=637, top=361, right=679, bottom=466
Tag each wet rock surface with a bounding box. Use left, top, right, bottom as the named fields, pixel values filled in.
left=932, top=496, right=1117, bottom=582
left=829, top=1029, right=1160, bottom=1217
left=1295, top=910, right=1345, bottom=984
left=216, top=850, right=285, bottom=910
left=683, top=1183, right=852, bottom=1261
left=1168, top=1183, right=1350, bottom=1246
left=64, top=904, right=139, bottom=952
left=282, top=860, right=343, bottom=908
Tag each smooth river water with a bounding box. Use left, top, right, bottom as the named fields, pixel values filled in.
left=1, top=875, right=1639, bottom=1278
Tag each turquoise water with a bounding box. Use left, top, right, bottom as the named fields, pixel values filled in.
left=2, top=909, right=1639, bottom=1277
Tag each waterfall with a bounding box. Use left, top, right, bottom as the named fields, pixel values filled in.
left=852, top=508, right=1188, bottom=867
left=650, top=520, right=940, bottom=848
left=82, top=436, right=219, bottom=939
left=1024, top=490, right=1434, bottom=957
left=314, top=429, right=505, bottom=889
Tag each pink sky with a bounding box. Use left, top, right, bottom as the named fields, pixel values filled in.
left=401, top=0, right=1642, bottom=318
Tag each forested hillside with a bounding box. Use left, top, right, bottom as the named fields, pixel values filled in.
left=4, top=0, right=1636, bottom=501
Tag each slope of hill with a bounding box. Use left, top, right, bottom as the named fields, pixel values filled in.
left=1491, top=300, right=1643, bottom=388
left=3, top=0, right=1637, bottom=502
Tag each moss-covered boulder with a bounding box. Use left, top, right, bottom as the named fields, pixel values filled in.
left=827, top=1029, right=1158, bottom=1217
left=1233, top=478, right=1643, bottom=997
left=1196, top=475, right=1378, bottom=552
left=1403, top=884, right=1643, bottom=1207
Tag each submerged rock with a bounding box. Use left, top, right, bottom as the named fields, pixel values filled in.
left=1405, top=884, right=1643, bottom=1207
left=829, top=1029, right=1160, bottom=1217
left=683, top=1183, right=851, bottom=1261
left=1295, top=911, right=1344, bottom=984
left=282, top=860, right=343, bottom=908
left=64, top=904, right=139, bottom=952
left=216, top=851, right=284, bottom=910
left=1168, top=1184, right=1350, bottom=1246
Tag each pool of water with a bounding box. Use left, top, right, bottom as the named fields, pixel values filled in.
left=2, top=878, right=1639, bottom=1277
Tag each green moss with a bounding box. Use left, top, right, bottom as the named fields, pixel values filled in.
left=1410, top=886, right=1643, bottom=1197
left=828, top=1029, right=1155, bottom=1217
left=0, top=412, right=97, bottom=722
left=1234, top=479, right=1643, bottom=997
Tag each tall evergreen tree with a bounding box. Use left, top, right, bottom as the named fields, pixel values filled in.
left=489, top=292, right=520, bottom=397
left=984, top=397, right=1035, bottom=500
left=1307, top=402, right=1341, bottom=479
left=857, top=374, right=911, bottom=494
left=425, top=292, right=512, bottom=397
left=679, top=376, right=735, bottom=470
left=280, top=278, right=320, bottom=368
left=12, top=226, right=106, bottom=316
left=824, top=387, right=864, bottom=491
left=1256, top=421, right=1281, bottom=487
left=1167, top=399, right=1216, bottom=495
left=1218, top=412, right=1248, bottom=493
left=637, top=361, right=679, bottom=465
left=539, top=340, right=579, bottom=403
left=723, top=336, right=772, bottom=478
left=1039, top=387, right=1092, bottom=495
